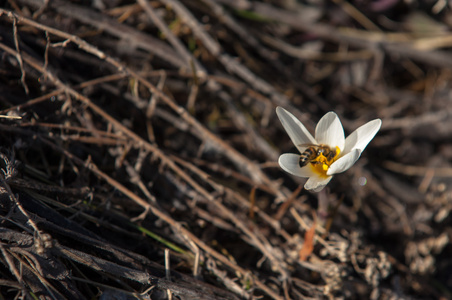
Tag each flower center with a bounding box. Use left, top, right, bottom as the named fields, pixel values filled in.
left=309, top=146, right=341, bottom=177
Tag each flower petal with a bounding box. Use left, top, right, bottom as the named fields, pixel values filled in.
left=276, top=107, right=316, bottom=152
left=278, top=153, right=317, bottom=178
left=327, top=149, right=360, bottom=175
left=343, top=119, right=381, bottom=154
left=304, top=175, right=332, bottom=192
left=315, top=112, right=345, bottom=151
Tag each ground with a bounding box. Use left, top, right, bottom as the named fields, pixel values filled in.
left=0, top=0, right=451, bottom=299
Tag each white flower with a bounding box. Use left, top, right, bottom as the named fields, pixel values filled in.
left=276, top=107, right=381, bottom=192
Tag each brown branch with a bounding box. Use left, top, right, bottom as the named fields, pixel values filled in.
left=0, top=33, right=282, bottom=298
left=0, top=9, right=282, bottom=195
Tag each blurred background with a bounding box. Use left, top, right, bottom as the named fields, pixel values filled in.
left=0, top=0, right=451, bottom=299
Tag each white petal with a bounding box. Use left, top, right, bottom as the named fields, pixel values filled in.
left=278, top=154, right=317, bottom=178
left=327, top=149, right=360, bottom=175
left=344, top=119, right=381, bottom=154
left=315, top=112, right=345, bottom=151
left=276, top=107, right=316, bottom=152
left=304, top=175, right=332, bottom=192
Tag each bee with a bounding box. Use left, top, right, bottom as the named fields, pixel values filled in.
left=298, top=144, right=337, bottom=168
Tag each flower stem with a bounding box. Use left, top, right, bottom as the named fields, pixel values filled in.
left=317, top=189, right=329, bottom=226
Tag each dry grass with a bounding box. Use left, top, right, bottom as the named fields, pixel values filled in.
left=0, top=0, right=451, bottom=299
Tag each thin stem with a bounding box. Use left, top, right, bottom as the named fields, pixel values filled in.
left=317, top=189, right=329, bottom=226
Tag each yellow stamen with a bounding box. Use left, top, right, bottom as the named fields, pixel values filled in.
left=309, top=146, right=341, bottom=177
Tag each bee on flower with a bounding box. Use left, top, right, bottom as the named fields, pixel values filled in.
left=276, top=107, right=381, bottom=192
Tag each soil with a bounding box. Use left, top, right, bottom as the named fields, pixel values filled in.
left=0, top=0, right=451, bottom=299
